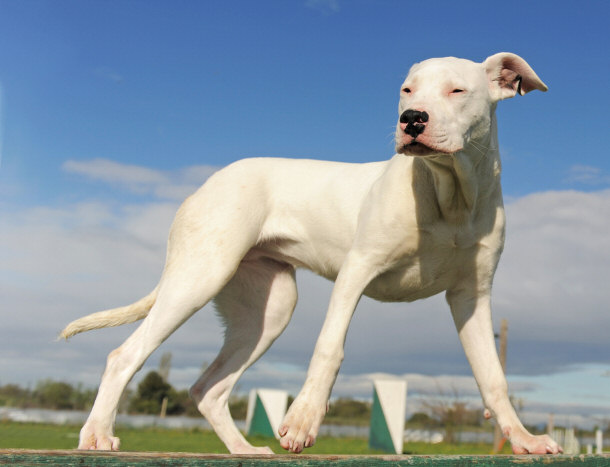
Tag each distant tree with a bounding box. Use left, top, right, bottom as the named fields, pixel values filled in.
left=408, top=411, right=435, bottom=426
left=326, top=397, right=371, bottom=424
left=228, top=395, right=248, bottom=420
left=173, top=389, right=200, bottom=417
left=129, top=371, right=172, bottom=414
left=420, top=386, right=483, bottom=443
left=128, top=371, right=192, bottom=416
left=33, top=380, right=75, bottom=410
left=0, top=384, right=32, bottom=407
left=2, top=381, right=93, bottom=411
left=71, top=383, right=97, bottom=410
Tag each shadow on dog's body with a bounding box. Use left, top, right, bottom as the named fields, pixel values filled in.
left=61, top=53, right=561, bottom=455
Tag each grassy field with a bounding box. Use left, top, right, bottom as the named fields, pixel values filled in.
left=0, top=421, right=512, bottom=455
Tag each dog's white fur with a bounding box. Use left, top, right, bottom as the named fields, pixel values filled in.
left=61, top=53, right=561, bottom=455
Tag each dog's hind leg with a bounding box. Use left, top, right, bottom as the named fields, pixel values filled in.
left=78, top=189, right=264, bottom=451
left=189, top=257, right=297, bottom=454
left=77, top=266, right=236, bottom=450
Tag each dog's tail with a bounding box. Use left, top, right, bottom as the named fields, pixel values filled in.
left=59, top=288, right=158, bottom=340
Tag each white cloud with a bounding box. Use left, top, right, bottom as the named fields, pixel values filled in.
left=94, top=67, right=124, bottom=84
left=62, top=158, right=219, bottom=201
left=63, top=158, right=168, bottom=186
left=565, top=165, right=610, bottom=186
left=305, top=0, right=340, bottom=14
left=1, top=159, right=609, bottom=428
left=495, top=189, right=610, bottom=353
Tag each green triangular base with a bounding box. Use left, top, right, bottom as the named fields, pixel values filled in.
left=248, top=394, right=275, bottom=437
left=369, top=387, right=395, bottom=453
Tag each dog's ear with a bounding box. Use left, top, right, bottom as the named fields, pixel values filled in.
left=484, top=52, right=548, bottom=101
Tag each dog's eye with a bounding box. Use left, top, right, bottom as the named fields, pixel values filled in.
left=451, top=89, right=464, bottom=94
left=402, top=87, right=412, bottom=94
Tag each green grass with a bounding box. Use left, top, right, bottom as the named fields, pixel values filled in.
left=0, top=421, right=511, bottom=455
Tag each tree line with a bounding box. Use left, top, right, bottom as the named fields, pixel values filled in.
left=1, top=372, right=209, bottom=418
left=0, top=372, right=488, bottom=432
left=0, top=373, right=373, bottom=422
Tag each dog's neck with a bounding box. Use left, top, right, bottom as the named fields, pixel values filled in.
left=418, top=114, right=502, bottom=224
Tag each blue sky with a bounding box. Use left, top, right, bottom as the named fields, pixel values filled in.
left=1, top=0, right=609, bottom=431
left=2, top=0, right=609, bottom=204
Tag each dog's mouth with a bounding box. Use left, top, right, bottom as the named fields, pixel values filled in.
left=397, top=140, right=456, bottom=157
left=395, top=123, right=463, bottom=157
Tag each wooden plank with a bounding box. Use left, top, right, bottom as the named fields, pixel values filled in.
left=1, top=450, right=609, bottom=466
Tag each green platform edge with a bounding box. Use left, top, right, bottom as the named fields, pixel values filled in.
left=1, top=450, right=609, bottom=467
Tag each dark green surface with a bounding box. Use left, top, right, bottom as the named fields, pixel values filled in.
left=369, top=386, right=395, bottom=454
left=1, top=450, right=609, bottom=467
left=248, top=395, right=275, bottom=438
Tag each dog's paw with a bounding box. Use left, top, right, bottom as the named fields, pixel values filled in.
left=229, top=442, right=274, bottom=455
left=78, top=423, right=120, bottom=451
left=278, top=397, right=326, bottom=453
left=509, top=430, right=562, bottom=454
left=243, top=446, right=274, bottom=455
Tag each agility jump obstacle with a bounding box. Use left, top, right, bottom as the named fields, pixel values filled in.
left=369, top=379, right=407, bottom=454
left=246, top=388, right=288, bottom=439
left=1, top=450, right=609, bottom=466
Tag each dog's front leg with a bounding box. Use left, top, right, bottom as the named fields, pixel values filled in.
left=447, top=288, right=562, bottom=454
left=279, top=253, right=378, bottom=453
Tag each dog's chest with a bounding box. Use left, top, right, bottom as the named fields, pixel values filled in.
left=362, top=223, right=478, bottom=302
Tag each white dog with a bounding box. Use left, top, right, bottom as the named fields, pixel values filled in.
left=61, top=52, right=562, bottom=455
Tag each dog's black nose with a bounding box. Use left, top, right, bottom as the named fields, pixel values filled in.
left=400, top=109, right=429, bottom=125
left=400, top=109, right=429, bottom=138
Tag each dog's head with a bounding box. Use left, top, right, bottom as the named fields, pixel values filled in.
left=395, top=53, right=547, bottom=157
